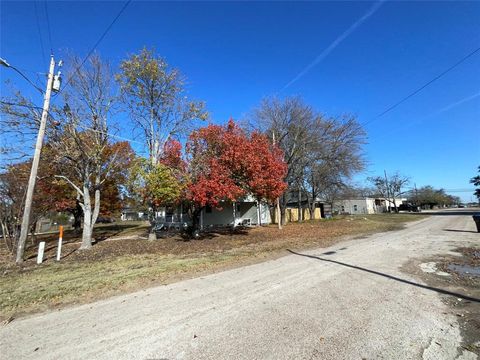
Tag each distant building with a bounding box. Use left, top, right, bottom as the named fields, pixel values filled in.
left=333, top=197, right=407, bottom=214
left=121, top=207, right=147, bottom=221
left=333, top=198, right=377, bottom=214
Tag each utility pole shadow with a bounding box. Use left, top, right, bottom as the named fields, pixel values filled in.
left=286, top=249, right=480, bottom=303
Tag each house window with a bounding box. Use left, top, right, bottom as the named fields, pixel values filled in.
left=206, top=205, right=212, bottom=213
left=353, top=205, right=358, bottom=212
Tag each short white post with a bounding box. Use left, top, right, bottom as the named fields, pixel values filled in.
left=37, top=241, right=45, bottom=264
left=56, top=225, right=64, bottom=261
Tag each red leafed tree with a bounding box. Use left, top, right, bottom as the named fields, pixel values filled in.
left=186, top=119, right=287, bottom=228
left=159, top=139, right=187, bottom=172
left=246, top=132, right=287, bottom=202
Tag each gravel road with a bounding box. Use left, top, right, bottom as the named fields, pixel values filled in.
left=2, top=210, right=479, bottom=359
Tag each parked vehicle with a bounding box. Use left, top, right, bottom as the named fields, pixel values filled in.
left=96, top=217, right=115, bottom=223
left=398, top=203, right=421, bottom=212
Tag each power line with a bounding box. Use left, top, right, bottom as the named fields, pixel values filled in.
left=33, top=1, right=47, bottom=65
left=43, top=0, right=53, bottom=55
left=1, top=65, right=44, bottom=94
left=1, top=100, right=142, bottom=144
left=403, top=187, right=475, bottom=193
left=75, top=124, right=143, bottom=144
left=362, top=46, right=480, bottom=127
left=54, top=0, right=132, bottom=97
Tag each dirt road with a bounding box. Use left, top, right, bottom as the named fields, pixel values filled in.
left=1, top=210, right=479, bottom=359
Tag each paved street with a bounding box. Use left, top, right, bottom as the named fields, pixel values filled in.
left=2, top=210, right=479, bottom=359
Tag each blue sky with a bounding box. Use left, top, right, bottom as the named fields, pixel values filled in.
left=1, top=1, right=479, bottom=201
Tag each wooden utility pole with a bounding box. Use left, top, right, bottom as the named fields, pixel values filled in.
left=414, top=183, right=419, bottom=209
left=16, top=56, right=56, bottom=264
left=384, top=170, right=391, bottom=212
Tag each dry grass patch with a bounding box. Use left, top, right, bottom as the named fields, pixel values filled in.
left=0, top=213, right=426, bottom=320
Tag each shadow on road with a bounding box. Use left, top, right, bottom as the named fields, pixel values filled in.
left=287, top=249, right=480, bottom=303
left=443, top=229, right=479, bottom=234
left=413, top=209, right=479, bottom=216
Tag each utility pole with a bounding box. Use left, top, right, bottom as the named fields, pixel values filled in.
left=414, top=183, right=418, bottom=207
left=16, top=55, right=56, bottom=264
left=384, top=170, right=391, bottom=212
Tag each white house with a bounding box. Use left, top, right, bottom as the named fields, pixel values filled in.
left=375, top=197, right=408, bottom=212
left=199, top=197, right=271, bottom=228
left=333, top=197, right=408, bottom=214
left=153, top=195, right=271, bottom=229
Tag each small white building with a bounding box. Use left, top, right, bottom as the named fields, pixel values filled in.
left=333, top=198, right=377, bottom=214
left=200, top=197, right=271, bottom=228
left=333, top=197, right=408, bottom=214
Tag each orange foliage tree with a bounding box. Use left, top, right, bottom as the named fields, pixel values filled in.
left=186, top=119, right=287, bottom=229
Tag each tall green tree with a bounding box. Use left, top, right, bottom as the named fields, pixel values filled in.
left=116, top=48, right=208, bottom=165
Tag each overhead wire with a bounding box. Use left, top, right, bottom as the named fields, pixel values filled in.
left=3, top=66, right=44, bottom=94
left=362, top=46, right=480, bottom=127
left=0, top=100, right=142, bottom=144
left=33, top=1, right=47, bottom=65
left=43, top=0, right=53, bottom=55
left=53, top=0, right=132, bottom=98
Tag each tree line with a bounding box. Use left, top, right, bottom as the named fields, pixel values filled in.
left=1, top=48, right=367, bottom=263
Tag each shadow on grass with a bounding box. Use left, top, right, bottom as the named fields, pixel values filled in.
left=178, top=227, right=251, bottom=241
left=287, top=249, right=480, bottom=303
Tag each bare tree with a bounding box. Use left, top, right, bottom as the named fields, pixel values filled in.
left=304, top=115, right=366, bottom=218
left=0, top=169, right=23, bottom=254
left=255, top=97, right=366, bottom=223
left=116, top=48, right=208, bottom=165
left=368, top=172, right=410, bottom=212
left=255, top=96, right=315, bottom=224
left=1, top=75, right=58, bottom=257
left=50, top=54, right=118, bottom=249
left=0, top=91, right=55, bottom=164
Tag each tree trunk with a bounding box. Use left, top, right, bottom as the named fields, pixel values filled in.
left=307, top=187, right=315, bottom=220
left=72, top=204, right=82, bottom=232
left=192, top=207, right=200, bottom=231
left=91, top=182, right=101, bottom=226
left=80, top=219, right=93, bottom=250
left=80, top=184, right=93, bottom=250
left=148, top=204, right=157, bottom=241
left=298, top=186, right=303, bottom=223
left=257, top=200, right=262, bottom=226
left=81, top=219, right=93, bottom=249
left=279, top=193, right=288, bottom=226
left=30, top=221, right=37, bottom=247
left=280, top=206, right=287, bottom=226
